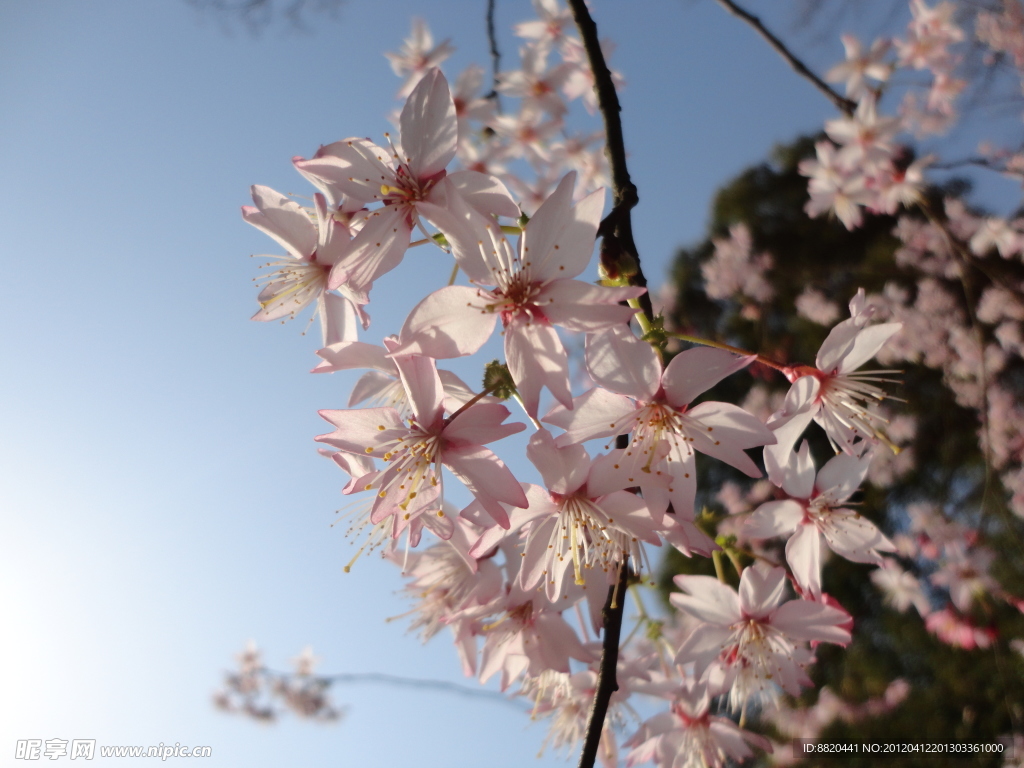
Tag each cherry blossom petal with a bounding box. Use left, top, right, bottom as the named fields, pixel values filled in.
left=660, top=513, right=718, bottom=557
left=372, top=473, right=442, bottom=525
left=815, top=317, right=862, bottom=374
left=320, top=293, right=360, bottom=346
left=446, top=169, right=521, bottom=218
left=526, top=428, right=590, bottom=495
left=764, top=376, right=821, bottom=480
left=663, top=466, right=699, bottom=522
left=786, top=524, right=823, bottom=598
left=313, top=341, right=396, bottom=374
left=421, top=506, right=456, bottom=540
left=534, top=612, right=592, bottom=669
left=825, top=511, right=895, bottom=564
left=392, top=352, right=444, bottom=428
left=393, top=285, right=497, bottom=358
left=444, top=444, right=528, bottom=528
left=315, top=406, right=404, bottom=453
left=586, top=446, right=672, bottom=498
left=814, top=451, right=871, bottom=502
left=242, top=185, right=316, bottom=259
left=585, top=326, right=662, bottom=401
left=763, top=440, right=816, bottom=499
left=400, top=68, right=458, bottom=181
left=739, top=564, right=788, bottom=619
left=538, top=280, right=643, bottom=332
left=545, top=387, right=637, bottom=445
left=329, top=206, right=412, bottom=291
left=293, top=139, right=392, bottom=204
left=687, top=401, right=775, bottom=477
left=671, top=574, right=742, bottom=626
left=586, top=444, right=672, bottom=498
left=771, top=599, right=851, bottom=646
left=710, top=719, right=772, bottom=761
left=599, top=490, right=662, bottom=545
left=506, top=319, right=572, bottom=417
left=745, top=499, right=805, bottom=539
left=836, top=322, right=902, bottom=374
left=444, top=403, right=526, bottom=447
left=468, top=484, right=553, bottom=558
left=521, top=172, right=605, bottom=282
left=534, top=187, right=606, bottom=282
left=348, top=370, right=400, bottom=408
left=674, top=623, right=734, bottom=675
left=662, top=348, right=755, bottom=407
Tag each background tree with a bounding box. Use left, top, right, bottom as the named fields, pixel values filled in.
left=657, top=134, right=1024, bottom=765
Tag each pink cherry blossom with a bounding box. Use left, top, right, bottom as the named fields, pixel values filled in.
left=468, top=429, right=663, bottom=600
left=969, top=217, right=1022, bottom=259
left=799, top=140, right=871, bottom=230
left=242, top=186, right=364, bottom=345
left=384, top=18, right=455, bottom=98
left=766, top=289, right=902, bottom=460
left=625, top=679, right=772, bottom=768
left=294, top=69, right=519, bottom=297
left=476, top=583, right=592, bottom=691
left=701, top=223, right=774, bottom=304
left=514, top=0, right=574, bottom=51
left=391, top=516, right=504, bottom=676
left=825, top=34, right=892, bottom=100
left=925, top=607, right=996, bottom=650
left=870, top=559, right=931, bottom=615
left=746, top=441, right=895, bottom=597
left=497, top=43, right=574, bottom=118
left=519, top=663, right=644, bottom=766
left=672, top=564, right=851, bottom=713
left=825, top=96, right=901, bottom=170
left=391, top=172, right=644, bottom=416
left=546, top=325, right=773, bottom=532
left=315, top=350, right=528, bottom=535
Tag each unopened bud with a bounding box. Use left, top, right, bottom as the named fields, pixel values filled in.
left=599, top=237, right=638, bottom=283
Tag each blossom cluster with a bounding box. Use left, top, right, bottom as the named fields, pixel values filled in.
left=228, top=1, right=1024, bottom=766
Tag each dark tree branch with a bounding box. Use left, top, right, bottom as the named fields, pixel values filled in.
left=576, top=561, right=629, bottom=768
left=714, top=0, right=857, bottom=116
left=485, top=0, right=503, bottom=111
left=565, top=6, right=652, bottom=759
left=567, top=0, right=653, bottom=324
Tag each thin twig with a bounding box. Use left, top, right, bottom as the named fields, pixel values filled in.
left=576, top=561, right=629, bottom=768
left=714, top=0, right=857, bottom=116
left=567, top=0, right=654, bottom=324
left=485, top=0, right=503, bottom=111
left=324, top=671, right=524, bottom=708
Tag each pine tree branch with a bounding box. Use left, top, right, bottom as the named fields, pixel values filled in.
left=714, top=0, right=857, bottom=116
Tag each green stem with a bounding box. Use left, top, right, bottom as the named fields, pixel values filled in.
left=511, top=392, right=543, bottom=429
left=725, top=549, right=745, bottom=578
left=627, top=297, right=653, bottom=336
left=671, top=332, right=789, bottom=373
left=712, top=550, right=728, bottom=584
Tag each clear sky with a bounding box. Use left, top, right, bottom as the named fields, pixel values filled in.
left=1, top=1, right=1019, bottom=766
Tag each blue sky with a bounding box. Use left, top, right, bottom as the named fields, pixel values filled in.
left=1, top=1, right=1019, bottom=766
